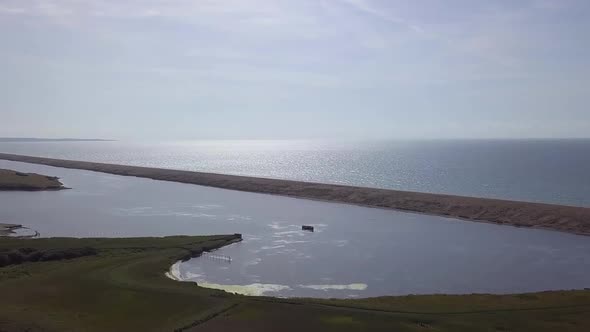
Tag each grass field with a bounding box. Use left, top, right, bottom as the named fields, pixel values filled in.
left=0, top=235, right=589, bottom=331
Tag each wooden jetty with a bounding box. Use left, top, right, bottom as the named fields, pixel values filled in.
left=202, top=252, right=232, bottom=263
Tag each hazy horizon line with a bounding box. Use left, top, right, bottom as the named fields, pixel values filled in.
left=2, top=137, right=590, bottom=143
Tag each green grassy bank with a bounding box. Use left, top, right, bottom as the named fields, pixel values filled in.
left=0, top=235, right=589, bottom=331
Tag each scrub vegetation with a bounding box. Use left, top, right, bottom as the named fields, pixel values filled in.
left=0, top=235, right=589, bottom=332
left=0, top=169, right=65, bottom=191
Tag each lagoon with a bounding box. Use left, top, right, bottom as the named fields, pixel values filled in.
left=1, top=160, right=589, bottom=298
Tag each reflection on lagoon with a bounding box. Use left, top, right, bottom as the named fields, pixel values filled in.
left=1, top=160, right=590, bottom=299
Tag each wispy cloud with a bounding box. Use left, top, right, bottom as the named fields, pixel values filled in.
left=0, top=5, right=26, bottom=14
left=2, top=0, right=589, bottom=139
left=338, top=0, right=423, bottom=32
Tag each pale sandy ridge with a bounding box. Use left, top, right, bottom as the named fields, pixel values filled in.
left=1, top=153, right=589, bottom=236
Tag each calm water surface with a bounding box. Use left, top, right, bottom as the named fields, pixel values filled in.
left=1, top=160, right=589, bottom=298
left=1, top=139, right=590, bottom=207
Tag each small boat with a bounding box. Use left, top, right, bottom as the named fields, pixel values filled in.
left=302, top=225, right=314, bottom=232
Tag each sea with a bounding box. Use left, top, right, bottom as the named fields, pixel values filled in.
left=1, top=139, right=589, bottom=207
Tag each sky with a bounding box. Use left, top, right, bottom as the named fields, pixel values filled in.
left=1, top=0, right=589, bottom=140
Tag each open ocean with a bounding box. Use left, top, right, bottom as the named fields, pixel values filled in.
left=1, top=139, right=589, bottom=207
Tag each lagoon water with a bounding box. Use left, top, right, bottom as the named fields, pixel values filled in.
left=1, top=160, right=589, bottom=298
left=1, top=139, right=590, bottom=207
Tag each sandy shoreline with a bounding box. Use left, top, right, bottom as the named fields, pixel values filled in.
left=1, top=152, right=589, bottom=236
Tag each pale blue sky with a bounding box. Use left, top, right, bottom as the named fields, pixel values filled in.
left=1, top=0, right=589, bottom=139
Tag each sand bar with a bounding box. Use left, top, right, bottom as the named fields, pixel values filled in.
left=1, top=152, right=589, bottom=236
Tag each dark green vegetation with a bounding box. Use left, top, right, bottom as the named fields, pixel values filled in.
left=0, top=246, right=97, bottom=267
left=2, top=153, right=590, bottom=235
left=0, top=235, right=589, bottom=332
left=0, top=235, right=241, bottom=332
left=0, top=169, right=65, bottom=191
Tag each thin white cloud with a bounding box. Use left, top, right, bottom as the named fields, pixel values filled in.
left=0, top=0, right=295, bottom=20
left=339, top=0, right=423, bottom=32
left=2, top=0, right=589, bottom=139
left=0, top=5, right=26, bottom=14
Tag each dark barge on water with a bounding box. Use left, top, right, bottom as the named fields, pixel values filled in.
left=302, top=225, right=314, bottom=232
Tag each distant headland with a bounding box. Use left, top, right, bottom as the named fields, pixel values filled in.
left=0, top=168, right=66, bottom=191
left=0, top=138, right=115, bottom=142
